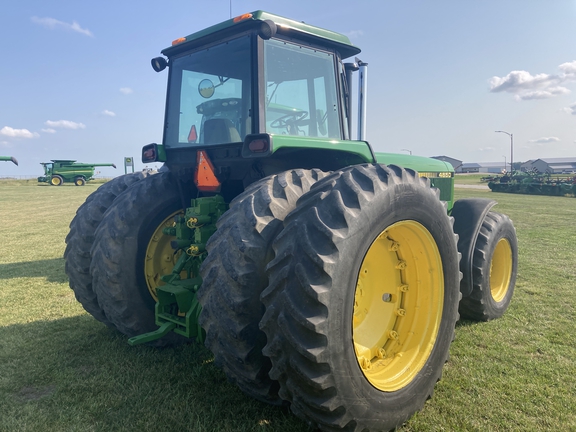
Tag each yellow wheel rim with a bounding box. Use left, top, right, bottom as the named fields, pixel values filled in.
left=353, top=221, right=444, bottom=392
left=489, top=238, right=512, bottom=302
left=143, top=210, right=184, bottom=301
left=51, top=177, right=61, bottom=186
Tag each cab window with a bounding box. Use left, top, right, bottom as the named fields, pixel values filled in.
left=264, top=39, right=341, bottom=139
left=165, top=36, right=252, bottom=147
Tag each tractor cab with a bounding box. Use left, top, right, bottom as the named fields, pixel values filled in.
left=40, top=161, right=55, bottom=177
left=143, top=11, right=375, bottom=178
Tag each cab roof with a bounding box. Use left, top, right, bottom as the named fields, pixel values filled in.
left=162, top=10, right=361, bottom=59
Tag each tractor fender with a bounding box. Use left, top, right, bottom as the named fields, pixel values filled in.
left=451, top=198, right=497, bottom=298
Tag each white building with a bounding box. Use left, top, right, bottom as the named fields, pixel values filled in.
left=531, top=157, right=576, bottom=174
left=458, top=162, right=507, bottom=174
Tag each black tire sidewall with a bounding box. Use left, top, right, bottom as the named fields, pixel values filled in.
left=477, top=214, right=518, bottom=318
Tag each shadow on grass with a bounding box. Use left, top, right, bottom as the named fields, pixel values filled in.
left=0, top=316, right=307, bottom=432
left=0, top=257, right=68, bottom=283
left=456, top=319, right=476, bottom=328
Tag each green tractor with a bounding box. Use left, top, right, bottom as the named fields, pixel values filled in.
left=65, top=11, right=518, bottom=431
left=0, top=156, right=18, bottom=165
left=38, top=160, right=116, bottom=186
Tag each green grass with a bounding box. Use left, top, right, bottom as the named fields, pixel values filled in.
left=454, top=172, right=576, bottom=186
left=454, top=173, right=489, bottom=185
left=1, top=181, right=575, bottom=431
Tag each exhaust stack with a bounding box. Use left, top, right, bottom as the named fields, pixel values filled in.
left=357, top=58, right=368, bottom=141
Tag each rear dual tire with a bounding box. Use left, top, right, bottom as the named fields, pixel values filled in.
left=198, top=168, right=328, bottom=405
left=65, top=172, right=151, bottom=326
left=89, top=172, right=191, bottom=346
left=260, top=164, right=461, bottom=431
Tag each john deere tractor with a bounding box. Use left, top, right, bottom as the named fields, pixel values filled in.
left=65, top=11, right=518, bottom=431
left=38, top=160, right=116, bottom=186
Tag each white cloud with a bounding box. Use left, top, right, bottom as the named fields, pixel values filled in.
left=120, top=87, right=133, bottom=95
left=562, top=102, right=576, bottom=115
left=41, top=128, right=57, bottom=133
left=559, top=60, right=576, bottom=77
left=1, top=141, right=12, bottom=147
left=490, top=61, right=576, bottom=100
left=45, top=120, right=86, bottom=130
left=515, top=87, right=570, bottom=101
left=0, top=126, right=39, bottom=138
left=528, top=137, right=560, bottom=144
left=31, top=16, right=93, bottom=37
left=478, top=147, right=494, bottom=151
left=101, top=110, right=116, bottom=117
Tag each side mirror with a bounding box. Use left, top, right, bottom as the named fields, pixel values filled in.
left=151, top=57, right=168, bottom=72
left=142, top=143, right=167, bottom=163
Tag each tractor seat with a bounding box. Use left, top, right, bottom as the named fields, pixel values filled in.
left=203, top=118, right=241, bottom=144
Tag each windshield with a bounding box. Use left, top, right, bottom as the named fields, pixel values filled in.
left=264, top=39, right=341, bottom=139
left=164, top=36, right=252, bottom=148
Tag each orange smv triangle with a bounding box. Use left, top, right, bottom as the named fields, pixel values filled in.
left=188, top=124, right=197, bottom=143
left=195, top=150, right=221, bottom=192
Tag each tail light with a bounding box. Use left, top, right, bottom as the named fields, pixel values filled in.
left=242, top=134, right=273, bottom=158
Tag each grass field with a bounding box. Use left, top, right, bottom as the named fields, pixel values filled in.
left=454, top=172, right=576, bottom=186
left=454, top=173, right=490, bottom=185
left=1, top=180, right=575, bottom=431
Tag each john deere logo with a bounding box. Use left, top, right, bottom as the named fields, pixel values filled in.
left=125, top=158, right=132, bottom=163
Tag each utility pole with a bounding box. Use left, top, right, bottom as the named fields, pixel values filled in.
left=495, top=130, right=513, bottom=173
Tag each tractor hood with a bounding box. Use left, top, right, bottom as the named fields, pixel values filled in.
left=375, top=152, right=454, bottom=174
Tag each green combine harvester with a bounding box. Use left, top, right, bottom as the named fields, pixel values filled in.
left=0, top=156, right=18, bottom=165
left=38, top=160, right=116, bottom=186
left=65, top=11, right=519, bottom=431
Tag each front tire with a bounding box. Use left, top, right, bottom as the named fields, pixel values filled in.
left=459, top=212, right=518, bottom=321
left=65, top=173, right=151, bottom=326
left=198, top=169, right=327, bottom=405
left=51, top=175, right=63, bottom=186
left=260, top=164, right=461, bottom=431
left=90, top=172, right=192, bottom=345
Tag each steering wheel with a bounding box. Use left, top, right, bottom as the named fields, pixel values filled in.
left=270, top=111, right=309, bottom=129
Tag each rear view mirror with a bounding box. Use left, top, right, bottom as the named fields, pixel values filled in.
left=199, top=79, right=215, bottom=98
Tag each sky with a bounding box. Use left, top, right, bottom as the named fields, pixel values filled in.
left=1, top=0, right=575, bottom=177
